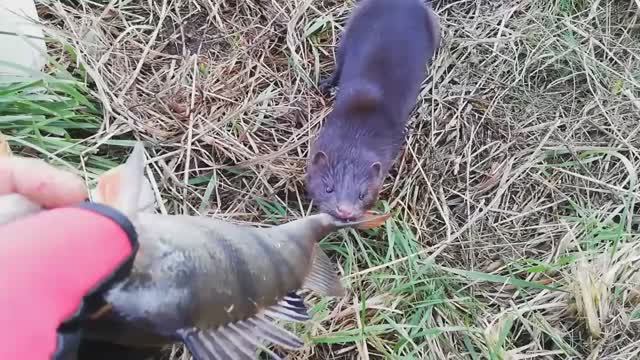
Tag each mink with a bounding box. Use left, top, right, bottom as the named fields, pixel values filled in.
left=306, top=0, right=441, bottom=220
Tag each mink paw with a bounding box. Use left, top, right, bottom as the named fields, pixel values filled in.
left=318, top=79, right=336, bottom=96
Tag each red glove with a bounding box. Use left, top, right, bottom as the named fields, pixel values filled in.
left=0, top=202, right=138, bottom=360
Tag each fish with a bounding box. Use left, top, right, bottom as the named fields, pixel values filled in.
left=0, top=142, right=389, bottom=359
left=77, top=143, right=391, bottom=360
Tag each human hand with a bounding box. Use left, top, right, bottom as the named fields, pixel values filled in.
left=0, top=133, right=88, bottom=224
left=0, top=135, right=139, bottom=360
left=0, top=156, right=88, bottom=208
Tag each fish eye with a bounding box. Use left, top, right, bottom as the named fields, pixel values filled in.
left=326, top=186, right=334, bottom=193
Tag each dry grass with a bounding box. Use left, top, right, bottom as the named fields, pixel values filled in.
left=5, top=0, right=640, bottom=358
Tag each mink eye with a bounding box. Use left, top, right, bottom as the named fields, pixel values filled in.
left=359, top=192, right=366, bottom=200
left=326, top=186, right=334, bottom=194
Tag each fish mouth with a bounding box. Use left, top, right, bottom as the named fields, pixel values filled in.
left=327, top=210, right=392, bottom=229
left=329, top=210, right=361, bottom=222
left=318, top=210, right=352, bottom=222
left=329, top=209, right=380, bottom=223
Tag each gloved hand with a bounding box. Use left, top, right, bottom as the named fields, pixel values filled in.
left=0, top=154, right=139, bottom=360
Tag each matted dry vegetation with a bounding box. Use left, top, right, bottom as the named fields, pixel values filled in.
left=14, top=0, right=640, bottom=358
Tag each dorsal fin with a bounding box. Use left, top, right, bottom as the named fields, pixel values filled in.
left=92, top=142, right=155, bottom=220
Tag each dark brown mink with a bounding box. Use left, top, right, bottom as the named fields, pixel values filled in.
left=306, top=0, right=441, bottom=220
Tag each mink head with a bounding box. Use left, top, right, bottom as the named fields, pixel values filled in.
left=306, top=149, right=385, bottom=221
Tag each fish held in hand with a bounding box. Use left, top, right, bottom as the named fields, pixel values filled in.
left=82, top=143, right=390, bottom=360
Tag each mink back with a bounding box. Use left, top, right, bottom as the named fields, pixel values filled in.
left=335, top=0, right=439, bottom=124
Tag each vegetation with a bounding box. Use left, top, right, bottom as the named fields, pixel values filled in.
left=3, top=0, right=639, bottom=358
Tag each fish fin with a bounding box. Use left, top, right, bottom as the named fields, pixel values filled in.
left=117, top=142, right=150, bottom=217
left=177, top=292, right=310, bottom=360
left=0, top=132, right=12, bottom=157
left=92, top=142, right=155, bottom=218
left=179, top=313, right=303, bottom=360
left=337, top=211, right=391, bottom=230
left=244, top=315, right=304, bottom=349
left=302, top=245, right=345, bottom=297
left=177, top=293, right=311, bottom=359
left=179, top=328, right=228, bottom=360
left=262, top=292, right=310, bottom=323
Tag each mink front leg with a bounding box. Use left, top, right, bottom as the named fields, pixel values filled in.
left=319, top=44, right=345, bottom=96
left=319, top=67, right=341, bottom=96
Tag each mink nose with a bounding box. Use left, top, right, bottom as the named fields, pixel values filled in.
left=335, top=205, right=355, bottom=220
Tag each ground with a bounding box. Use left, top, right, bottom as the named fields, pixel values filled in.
left=2, top=0, right=640, bottom=359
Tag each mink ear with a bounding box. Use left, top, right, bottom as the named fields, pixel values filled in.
left=370, top=162, right=382, bottom=178
left=312, top=151, right=329, bottom=167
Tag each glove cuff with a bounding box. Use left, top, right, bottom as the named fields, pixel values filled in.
left=54, top=202, right=139, bottom=360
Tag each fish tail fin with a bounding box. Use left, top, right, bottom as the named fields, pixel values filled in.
left=302, top=244, right=345, bottom=297
left=92, top=142, right=155, bottom=219
left=335, top=211, right=391, bottom=231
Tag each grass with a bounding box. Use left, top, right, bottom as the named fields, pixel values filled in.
left=3, top=0, right=640, bottom=358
